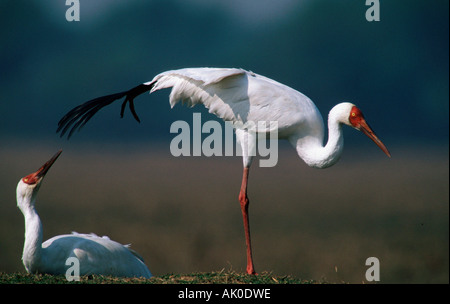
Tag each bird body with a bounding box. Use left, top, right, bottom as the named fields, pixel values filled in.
left=147, top=68, right=328, bottom=168
left=17, top=151, right=152, bottom=278
left=57, top=67, right=390, bottom=274
left=24, top=232, right=150, bottom=277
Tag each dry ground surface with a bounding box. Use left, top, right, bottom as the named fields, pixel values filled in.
left=0, top=142, right=448, bottom=283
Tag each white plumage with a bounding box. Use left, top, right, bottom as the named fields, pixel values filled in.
left=17, top=150, right=152, bottom=278
left=148, top=68, right=320, bottom=135
left=147, top=68, right=329, bottom=168
left=57, top=67, right=390, bottom=275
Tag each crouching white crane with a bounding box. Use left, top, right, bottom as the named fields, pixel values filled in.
left=16, top=150, right=152, bottom=278
left=57, top=67, right=391, bottom=275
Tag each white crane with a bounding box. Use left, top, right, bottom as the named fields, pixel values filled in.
left=16, top=150, right=152, bottom=279
left=57, top=67, right=391, bottom=275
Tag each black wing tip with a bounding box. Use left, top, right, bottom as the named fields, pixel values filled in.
left=56, top=92, right=127, bottom=139
left=56, top=83, right=152, bottom=139
left=120, top=97, right=141, bottom=123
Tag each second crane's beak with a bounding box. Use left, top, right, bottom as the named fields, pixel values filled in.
left=23, top=150, right=63, bottom=185
left=359, top=119, right=391, bottom=158
left=35, top=150, right=63, bottom=180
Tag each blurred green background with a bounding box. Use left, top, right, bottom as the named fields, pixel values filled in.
left=0, top=0, right=448, bottom=283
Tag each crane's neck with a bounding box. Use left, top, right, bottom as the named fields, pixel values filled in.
left=291, top=106, right=346, bottom=169
left=20, top=199, right=43, bottom=273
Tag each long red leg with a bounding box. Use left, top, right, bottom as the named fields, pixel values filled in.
left=238, top=167, right=256, bottom=275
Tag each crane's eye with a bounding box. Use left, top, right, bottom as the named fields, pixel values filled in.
left=349, top=106, right=364, bottom=128
left=22, top=174, right=37, bottom=185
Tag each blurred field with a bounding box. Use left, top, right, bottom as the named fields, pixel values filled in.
left=0, top=141, right=448, bottom=283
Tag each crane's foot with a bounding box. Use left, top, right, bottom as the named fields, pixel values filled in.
left=246, top=266, right=257, bottom=275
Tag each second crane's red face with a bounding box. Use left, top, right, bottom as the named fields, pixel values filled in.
left=348, top=106, right=391, bottom=157
left=22, top=172, right=40, bottom=185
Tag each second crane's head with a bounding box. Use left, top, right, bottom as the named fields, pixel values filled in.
left=17, top=150, right=62, bottom=209
left=333, top=102, right=391, bottom=158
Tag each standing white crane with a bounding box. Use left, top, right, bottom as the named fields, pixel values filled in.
left=57, top=67, right=390, bottom=275
left=17, top=150, right=152, bottom=278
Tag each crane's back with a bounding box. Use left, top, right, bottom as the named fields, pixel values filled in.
left=150, top=68, right=325, bottom=141
left=40, top=232, right=152, bottom=278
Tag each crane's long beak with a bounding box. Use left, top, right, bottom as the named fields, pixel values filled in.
left=22, top=150, right=62, bottom=185
left=35, top=150, right=63, bottom=179
left=359, top=120, right=391, bottom=157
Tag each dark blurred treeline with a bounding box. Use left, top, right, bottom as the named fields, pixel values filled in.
left=0, top=0, right=448, bottom=145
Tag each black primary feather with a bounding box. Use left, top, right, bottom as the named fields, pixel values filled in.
left=57, top=83, right=152, bottom=139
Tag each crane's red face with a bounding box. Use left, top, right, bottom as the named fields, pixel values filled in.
left=22, top=150, right=62, bottom=185
left=349, top=106, right=391, bottom=157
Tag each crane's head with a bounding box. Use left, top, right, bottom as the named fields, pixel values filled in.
left=332, top=102, right=390, bottom=157
left=342, top=103, right=390, bottom=157
left=17, top=150, right=62, bottom=209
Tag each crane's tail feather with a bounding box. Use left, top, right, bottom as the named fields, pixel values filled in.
left=57, top=83, right=153, bottom=139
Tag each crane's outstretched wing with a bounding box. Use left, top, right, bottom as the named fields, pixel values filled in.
left=57, top=68, right=249, bottom=138
left=148, top=68, right=249, bottom=120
